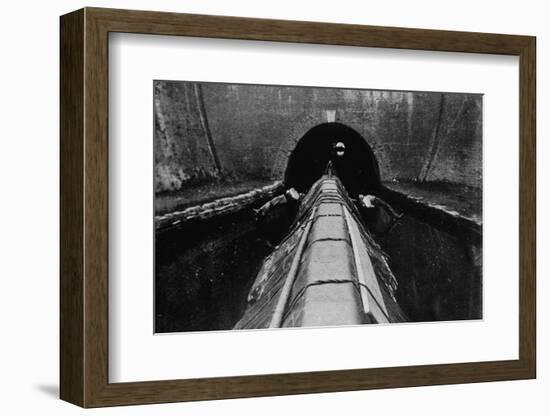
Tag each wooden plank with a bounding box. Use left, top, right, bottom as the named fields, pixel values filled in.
left=59, top=9, right=85, bottom=407
left=87, top=7, right=532, bottom=55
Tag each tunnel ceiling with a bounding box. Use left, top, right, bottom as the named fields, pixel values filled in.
left=284, top=122, right=381, bottom=197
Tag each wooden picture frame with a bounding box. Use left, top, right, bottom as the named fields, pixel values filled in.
left=60, top=7, right=536, bottom=408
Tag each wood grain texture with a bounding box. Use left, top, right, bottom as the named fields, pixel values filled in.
left=89, top=7, right=532, bottom=54
left=59, top=8, right=84, bottom=406
left=59, top=7, right=537, bottom=408
left=518, top=38, right=536, bottom=376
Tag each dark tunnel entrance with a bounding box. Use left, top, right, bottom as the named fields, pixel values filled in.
left=284, top=123, right=381, bottom=198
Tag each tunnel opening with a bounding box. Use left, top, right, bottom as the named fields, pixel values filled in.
left=284, top=123, right=381, bottom=198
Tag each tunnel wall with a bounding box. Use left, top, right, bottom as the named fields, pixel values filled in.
left=154, top=81, right=482, bottom=194
left=154, top=82, right=221, bottom=192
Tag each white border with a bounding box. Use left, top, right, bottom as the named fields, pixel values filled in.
left=109, top=33, right=519, bottom=382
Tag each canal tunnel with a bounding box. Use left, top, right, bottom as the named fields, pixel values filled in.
left=284, top=122, right=381, bottom=198
left=154, top=84, right=483, bottom=333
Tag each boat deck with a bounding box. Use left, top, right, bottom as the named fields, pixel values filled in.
left=234, top=175, right=406, bottom=329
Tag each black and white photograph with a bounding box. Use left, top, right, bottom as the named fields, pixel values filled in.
left=154, top=81, right=482, bottom=333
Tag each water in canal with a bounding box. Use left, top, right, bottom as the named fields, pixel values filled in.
left=155, top=199, right=481, bottom=333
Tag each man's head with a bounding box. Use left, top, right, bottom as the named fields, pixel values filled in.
left=333, top=141, right=346, bottom=158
